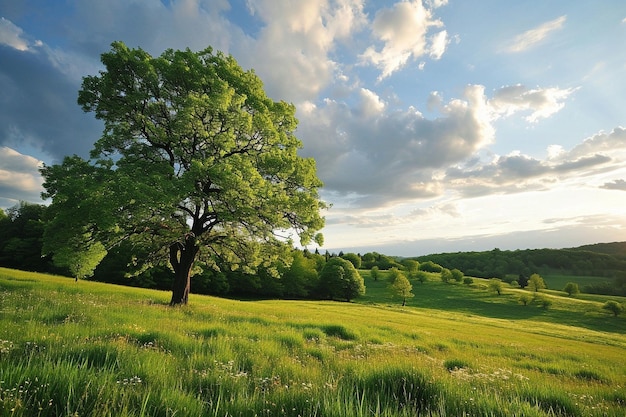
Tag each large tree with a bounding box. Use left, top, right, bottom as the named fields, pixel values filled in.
left=41, top=42, right=326, bottom=305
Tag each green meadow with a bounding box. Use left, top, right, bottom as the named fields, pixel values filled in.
left=1, top=266, right=624, bottom=416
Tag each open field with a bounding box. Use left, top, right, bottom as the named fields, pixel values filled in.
left=1, top=267, right=625, bottom=416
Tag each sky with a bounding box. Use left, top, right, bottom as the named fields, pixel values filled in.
left=1, top=0, right=625, bottom=257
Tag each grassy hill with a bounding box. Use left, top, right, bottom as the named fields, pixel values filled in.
left=1, top=267, right=625, bottom=416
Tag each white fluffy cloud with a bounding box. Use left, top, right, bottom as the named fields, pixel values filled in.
left=298, top=84, right=494, bottom=206
left=360, top=0, right=447, bottom=79
left=243, top=0, right=367, bottom=102
left=0, top=147, right=44, bottom=206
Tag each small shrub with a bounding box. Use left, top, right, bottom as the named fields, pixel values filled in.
left=534, top=294, right=552, bottom=309
left=602, top=300, right=624, bottom=317
left=463, top=277, right=474, bottom=285
left=488, top=278, right=504, bottom=295
left=518, top=293, right=533, bottom=306
left=563, top=282, right=580, bottom=296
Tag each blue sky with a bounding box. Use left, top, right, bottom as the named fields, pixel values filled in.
left=1, top=0, right=625, bottom=256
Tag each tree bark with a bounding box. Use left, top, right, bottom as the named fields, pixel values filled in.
left=169, top=233, right=199, bottom=306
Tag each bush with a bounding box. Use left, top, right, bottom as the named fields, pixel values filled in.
left=602, top=300, right=624, bottom=317
left=488, top=278, right=504, bottom=295
left=563, top=282, right=580, bottom=296
left=518, top=293, right=533, bottom=306
left=534, top=294, right=552, bottom=309
left=463, top=277, right=474, bottom=285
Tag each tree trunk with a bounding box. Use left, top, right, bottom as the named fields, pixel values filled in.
left=169, top=233, right=199, bottom=306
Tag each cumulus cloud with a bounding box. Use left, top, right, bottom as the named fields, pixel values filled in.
left=489, top=84, right=576, bottom=123
left=506, top=15, right=566, bottom=53
left=243, top=0, right=367, bottom=102
left=360, top=0, right=447, bottom=79
left=444, top=128, right=623, bottom=198
left=0, top=147, right=44, bottom=207
left=297, top=84, right=494, bottom=207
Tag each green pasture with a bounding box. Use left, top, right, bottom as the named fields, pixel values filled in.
left=0, top=267, right=625, bottom=416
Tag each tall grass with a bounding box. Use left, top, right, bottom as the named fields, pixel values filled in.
left=1, top=267, right=625, bottom=416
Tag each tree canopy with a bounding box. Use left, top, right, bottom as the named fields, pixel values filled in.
left=41, top=41, right=326, bottom=304
left=319, top=257, right=365, bottom=302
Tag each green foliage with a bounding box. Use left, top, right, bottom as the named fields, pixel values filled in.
left=518, top=293, right=533, bottom=306
left=415, top=270, right=429, bottom=283
left=41, top=42, right=326, bottom=293
left=0, top=202, right=52, bottom=273
left=463, top=277, right=474, bottom=285
left=451, top=268, right=464, bottom=282
left=389, top=270, right=413, bottom=306
left=281, top=250, right=319, bottom=298
left=602, top=300, right=624, bottom=317
left=415, top=246, right=626, bottom=283
left=401, top=259, right=420, bottom=273
left=529, top=273, right=546, bottom=292
left=420, top=260, right=443, bottom=273
left=563, top=282, right=580, bottom=296
left=440, top=268, right=453, bottom=283
left=488, top=278, right=504, bottom=295
left=370, top=265, right=379, bottom=281
left=318, top=257, right=365, bottom=302
left=534, top=294, right=553, bottom=309
left=340, top=252, right=361, bottom=269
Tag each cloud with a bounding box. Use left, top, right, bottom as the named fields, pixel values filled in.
left=0, top=147, right=44, bottom=207
left=489, top=84, right=576, bottom=123
left=298, top=84, right=494, bottom=207
left=601, top=179, right=626, bottom=191
left=567, top=127, right=626, bottom=159
left=0, top=17, right=32, bottom=51
left=242, top=0, right=367, bottom=102
left=506, top=15, right=566, bottom=53
left=360, top=0, right=446, bottom=79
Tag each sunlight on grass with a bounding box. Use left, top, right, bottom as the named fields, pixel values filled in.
left=1, top=267, right=625, bottom=416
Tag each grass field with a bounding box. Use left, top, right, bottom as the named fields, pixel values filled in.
left=0, top=266, right=625, bottom=416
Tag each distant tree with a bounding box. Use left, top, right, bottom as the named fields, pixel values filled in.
left=341, top=252, right=362, bottom=269
left=387, top=267, right=403, bottom=284
left=563, top=282, right=580, bottom=296
left=389, top=271, right=414, bottom=306
left=510, top=280, right=519, bottom=288
left=440, top=268, right=453, bottom=283
left=488, top=278, right=504, bottom=295
left=420, top=261, right=443, bottom=273
left=282, top=250, right=319, bottom=298
left=534, top=294, right=552, bottom=309
left=401, top=259, right=420, bottom=274
left=370, top=265, right=379, bottom=281
left=451, top=268, right=464, bottom=282
left=318, top=257, right=365, bottom=302
left=415, top=271, right=428, bottom=284
left=602, top=301, right=624, bottom=317
left=0, top=202, right=51, bottom=272
left=463, top=277, right=474, bottom=285
left=518, top=293, right=533, bottom=306
left=518, top=274, right=529, bottom=289
left=528, top=274, right=546, bottom=292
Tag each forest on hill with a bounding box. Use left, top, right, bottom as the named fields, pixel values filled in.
left=1, top=201, right=625, bottom=297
